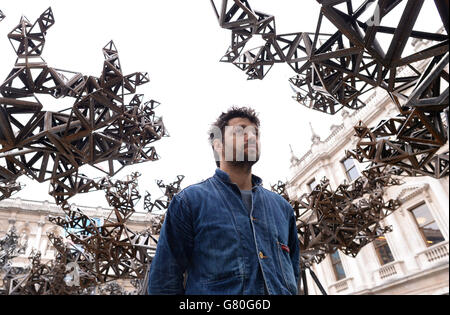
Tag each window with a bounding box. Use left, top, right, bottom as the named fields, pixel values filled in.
left=308, top=178, right=318, bottom=191
left=410, top=203, right=445, bottom=247
left=374, top=236, right=394, bottom=265
left=330, top=251, right=346, bottom=281
left=342, top=157, right=360, bottom=182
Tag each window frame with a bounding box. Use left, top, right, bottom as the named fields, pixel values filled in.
left=330, top=251, right=346, bottom=281
left=307, top=178, right=318, bottom=192
left=409, top=202, right=445, bottom=248
left=373, top=236, right=395, bottom=266
left=340, top=157, right=360, bottom=182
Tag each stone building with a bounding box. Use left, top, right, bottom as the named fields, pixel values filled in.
left=288, top=79, right=449, bottom=294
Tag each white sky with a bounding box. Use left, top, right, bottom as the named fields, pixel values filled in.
left=0, top=0, right=442, bottom=209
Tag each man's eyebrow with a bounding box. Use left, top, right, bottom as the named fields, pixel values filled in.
left=238, top=124, right=259, bottom=131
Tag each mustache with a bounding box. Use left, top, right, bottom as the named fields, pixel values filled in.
left=245, top=140, right=258, bottom=146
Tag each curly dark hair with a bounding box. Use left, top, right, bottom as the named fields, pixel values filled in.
left=208, top=106, right=260, bottom=167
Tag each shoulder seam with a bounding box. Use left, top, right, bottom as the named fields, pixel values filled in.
left=175, top=177, right=212, bottom=208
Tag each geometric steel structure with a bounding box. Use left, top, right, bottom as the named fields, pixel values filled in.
left=144, top=175, right=185, bottom=236
left=144, top=175, right=185, bottom=213
left=317, top=0, right=449, bottom=167
left=316, top=0, right=449, bottom=95
left=347, top=119, right=449, bottom=179
left=211, top=1, right=449, bottom=179
left=0, top=7, right=167, bottom=203
left=0, top=226, right=26, bottom=270
left=0, top=180, right=23, bottom=202
left=2, top=172, right=159, bottom=295
left=347, top=52, right=449, bottom=179
left=272, top=164, right=403, bottom=269
left=2, top=249, right=96, bottom=295
left=48, top=173, right=157, bottom=285
left=1, top=8, right=168, bottom=295
left=210, top=0, right=376, bottom=114
left=211, top=0, right=449, bottom=115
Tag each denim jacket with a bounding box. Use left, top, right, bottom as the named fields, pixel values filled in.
left=147, top=168, right=300, bottom=295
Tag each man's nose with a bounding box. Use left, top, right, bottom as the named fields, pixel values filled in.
left=245, top=132, right=257, bottom=142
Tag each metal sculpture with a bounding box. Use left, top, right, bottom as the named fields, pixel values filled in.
left=347, top=52, right=449, bottom=179
left=211, top=1, right=449, bottom=179
left=2, top=173, right=160, bottom=295
left=0, top=226, right=26, bottom=269
left=144, top=175, right=185, bottom=236
left=0, top=181, right=23, bottom=202
left=2, top=241, right=103, bottom=295
left=0, top=7, right=167, bottom=203
left=1, top=7, right=170, bottom=295
left=272, top=164, right=402, bottom=269
left=0, top=10, right=5, bottom=22
left=210, top=1, right=377, bottom=113
left=97, top=281, right=129, bottom=295
left=316, top=0, right=449, bottom=95
left=144, top=175, right=185, bottom=213
left=48, top=173, right=157, bottom=284
left=211, top=0, right=449, bottom=116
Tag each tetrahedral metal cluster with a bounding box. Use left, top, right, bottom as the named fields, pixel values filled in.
left=272, top=164, right=403, bottom=268
left=0, top=7, right=175, bottom=295
left=2, top=171, right=185, bottom=295
left=0, top=7, right=167, bottom=203
left=346, top=52, right=449, bottom=179
left=211, top=1, right=448, bottom=112
left=211, top=0, right=449, bottom=179
left=0, top=226, right=26, bottom=270
left=144, top=175, right=185, bottom=235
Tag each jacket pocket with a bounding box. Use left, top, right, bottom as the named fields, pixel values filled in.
left=202, top=273, right=244, bottom=295
left=276, top=241, right=297, bottom=294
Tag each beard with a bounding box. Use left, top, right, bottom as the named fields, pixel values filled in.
left=223, top=147, right=260, bottom=168
left=228, top=157, right=259, bottom=168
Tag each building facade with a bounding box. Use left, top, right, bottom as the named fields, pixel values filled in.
left=0, top=197, right=157, bottom=293
left=288, top=85, right=449, bottom=295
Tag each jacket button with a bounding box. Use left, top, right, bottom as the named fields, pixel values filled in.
left=259, top=251, right=267, bottom=259
left=251, top=216, right=257, bottom=221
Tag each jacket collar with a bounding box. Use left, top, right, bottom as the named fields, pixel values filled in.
left=214, top=168, right=263, bottom=189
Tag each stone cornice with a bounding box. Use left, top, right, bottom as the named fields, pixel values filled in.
left=395, top=183, right=430, bottom=203
left=0, top=198, right=150, bottom=224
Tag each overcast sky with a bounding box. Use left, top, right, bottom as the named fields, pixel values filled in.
left=0, top=0, right=441, bottom=209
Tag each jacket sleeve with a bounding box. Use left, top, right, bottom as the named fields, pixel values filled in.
left=288, top=206, right=300, bottom=287
left=147, top=193, right=194, bottom=295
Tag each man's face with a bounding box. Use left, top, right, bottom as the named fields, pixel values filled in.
left=217, top=117, right=261, bottom=166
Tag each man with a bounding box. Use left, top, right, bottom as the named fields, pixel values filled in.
left=148, top=106, right=300, bottom=295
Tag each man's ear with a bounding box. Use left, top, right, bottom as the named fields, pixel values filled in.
left=212, top=138, right=223, bottom=166
left=212, top=138, right=223, bottom=154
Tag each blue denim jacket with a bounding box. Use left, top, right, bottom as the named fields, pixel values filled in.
left=147, top=169, right=300, bottom=295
